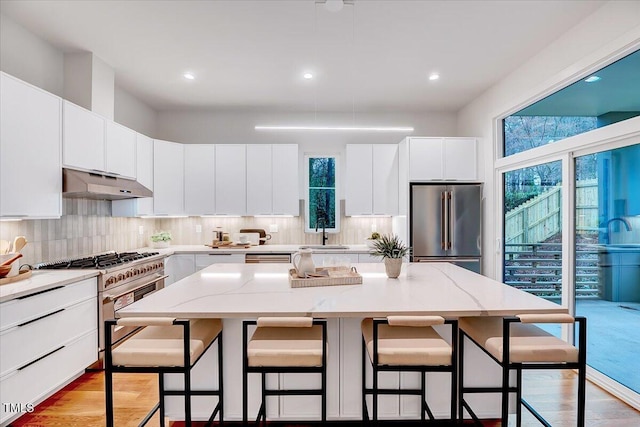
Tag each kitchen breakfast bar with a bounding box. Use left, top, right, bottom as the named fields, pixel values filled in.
left=117, top=262, right=569, bottom=422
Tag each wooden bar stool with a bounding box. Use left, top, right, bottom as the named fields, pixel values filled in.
left=361, top=316, right=458, bottom=424
left=242, top=317, right=327, bottom=426
left=105, top=317, right=223, bottom=427
left=459, top=314, right=586, bottom=427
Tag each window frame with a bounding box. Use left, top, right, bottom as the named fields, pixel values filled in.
left=304, top=153, right=340, bottom=234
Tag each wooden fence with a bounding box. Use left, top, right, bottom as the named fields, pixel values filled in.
left=505, top=179, right=598, bottom=248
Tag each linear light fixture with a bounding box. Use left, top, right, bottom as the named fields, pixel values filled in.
left=255, top=125, right=414, bottom=132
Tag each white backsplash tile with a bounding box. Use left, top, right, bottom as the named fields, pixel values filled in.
left=0, top=199, right=393, bottom=267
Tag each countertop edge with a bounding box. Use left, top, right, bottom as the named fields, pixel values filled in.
left=0, top=270, right=100, bottom=303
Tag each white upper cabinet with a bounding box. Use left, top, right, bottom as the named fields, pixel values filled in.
left=0, top=73, right=62, bottom=218
left=63, top=100, right=105, bottom=172
left=246, top=144, right=273, bottom=215
left=345, top=144, right=398, bottom=216
left=185, top=144, right=215, bottom=215
left=345, top=144, right=373, bottom=215
left=153, top=140, right=184, bottom=215
left=443, top=138, right=477, bottom=181
left=247, top=144, right=299, bottom=216
left=272, top=144, right=299, bottom=215
left=215, top=145, right=246, bottom=215
left=105, top=121, right=136, bottom=178
left=111, top=133, right=154, bottom=217
left=63, top=100, right=138, bottom=178
left=407, top=137, right=477, bottom=181
left=372, top=144, right=399, bottom=215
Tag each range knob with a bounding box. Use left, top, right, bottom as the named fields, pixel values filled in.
left=106, top=276, right=117, bottom=286
left=133, top=268, right=140, bottom=276
left=125, top=270, right=132, bottom=278
left=117, top=273, right=125, bottom=282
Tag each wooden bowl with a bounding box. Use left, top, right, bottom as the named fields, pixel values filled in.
left=0, top=265, right=11, bottom=278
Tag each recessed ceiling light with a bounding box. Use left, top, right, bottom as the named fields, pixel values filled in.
left=303, top=73, right=314, bottom=80
left=183, top=72, right=195, bottom=80
left=584, top=75, right=601, bottom=83
left=429, top=73, right=440, bottom=81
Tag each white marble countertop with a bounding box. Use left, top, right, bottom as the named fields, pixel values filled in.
left=0, top=270, right=100, bottom=303
left=118, top=262, right=566, bottom=319
left=141, top=244, right=373, bottom=255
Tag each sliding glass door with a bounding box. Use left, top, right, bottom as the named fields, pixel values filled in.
left=574, top=144, right=640, bottom=394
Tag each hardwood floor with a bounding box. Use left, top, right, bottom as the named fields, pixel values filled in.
left=8, top=370, right=639, bottom=426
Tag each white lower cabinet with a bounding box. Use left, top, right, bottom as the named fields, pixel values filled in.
left=195, top=254, right=245, bottom=269
left=311, top=253, right=359, bottom=268
left=166, top=253, right=246, bottom=285
left=0, top=278, right=97, bottom=426
left=165, top=254, right=196, bottom=286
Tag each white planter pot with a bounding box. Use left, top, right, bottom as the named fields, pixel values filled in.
left=152, top=241, right=170, bottom=249
left=384, top=258, right=403, bottom=278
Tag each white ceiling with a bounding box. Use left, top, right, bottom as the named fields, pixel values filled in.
left=0, top=0, right=606, bottom=113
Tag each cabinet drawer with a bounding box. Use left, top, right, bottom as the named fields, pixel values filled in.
left=0, top=278, right=96, bottom=331
left=0, top=298, right=96, bottom=377
left=195, top=253, right=245, bottom=269
left=0, top=330, right=97, bottom=426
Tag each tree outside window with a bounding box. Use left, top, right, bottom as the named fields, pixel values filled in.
left=306, top=155, right=339, bottom=232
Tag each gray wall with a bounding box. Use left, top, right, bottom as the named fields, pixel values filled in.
left=0, top=13, right=64, bottom=96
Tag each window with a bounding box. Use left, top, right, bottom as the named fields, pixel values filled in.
left=503, top=49, right=640, bottom=157
left=305, top=155, right=339, bottom=233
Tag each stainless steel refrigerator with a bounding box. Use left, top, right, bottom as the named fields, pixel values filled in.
left=410, top=183, right=482, bottom=273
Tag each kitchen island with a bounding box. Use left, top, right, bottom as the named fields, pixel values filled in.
left=117, top=262, right=567, bottom=422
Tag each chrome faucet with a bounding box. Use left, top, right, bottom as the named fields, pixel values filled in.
left=605, top=217, right=632, bottom=243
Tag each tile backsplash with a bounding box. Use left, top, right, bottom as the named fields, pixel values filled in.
left=0, top=199, right=152, bottom=268
left=0, top=199, right=392, bottom=267
left=157, top=202, right=392, bottom=247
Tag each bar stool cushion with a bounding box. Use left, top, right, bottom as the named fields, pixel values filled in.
left=248, top=325, right=324, bottom=367
left=459, top=317, right=579, bottom=363
left=361, top=318, right=452, bottom=366
left=112, top=318, right=222, bottom=367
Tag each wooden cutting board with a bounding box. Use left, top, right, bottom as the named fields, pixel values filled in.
left=0, top=269, right=32, bottom=286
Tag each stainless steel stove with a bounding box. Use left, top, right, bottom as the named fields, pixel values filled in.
left=36, top=251, right=168, bottom=367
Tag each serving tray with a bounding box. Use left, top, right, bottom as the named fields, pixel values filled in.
left=289, top=266, right=362, bottom=288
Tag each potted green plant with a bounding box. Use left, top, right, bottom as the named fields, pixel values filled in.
left=365, top=231, right=381, bottom=248
left=370, top=234, right=410, bottom=278
left=150, top=231, right=172, bottom=249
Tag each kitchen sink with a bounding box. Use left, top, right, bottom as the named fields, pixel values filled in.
left=299, top=245, right=350, bottom=250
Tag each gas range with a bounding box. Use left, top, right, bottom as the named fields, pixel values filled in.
left=36, top=251, right=162, bottom=271
left=36, top=251, right=167, bottom=292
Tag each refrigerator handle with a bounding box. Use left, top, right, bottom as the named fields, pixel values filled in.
left=447, top=191, right=453, bottom=250
left=440, top=191, right=447, bottom=250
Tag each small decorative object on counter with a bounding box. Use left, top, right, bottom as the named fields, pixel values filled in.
left=150, top=231, right=172, bottom=248
left=370, top=234, right=410, bottom=278
left=365, top=231, right=381, bottom=248
left=292, top=248, right=316, bottom=277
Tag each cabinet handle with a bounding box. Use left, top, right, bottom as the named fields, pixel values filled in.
left=0, top=214, right=27, bottom=218
left=17, top=308, right=65, bottom=327
left=209, top=254, right=232, bottom=256
left=16, top=285, right=65, bottom=300
left=18, top=345, right=65, bottom=371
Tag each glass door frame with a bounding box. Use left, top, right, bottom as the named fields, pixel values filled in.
left=494, top=118, right=640, bottom=408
